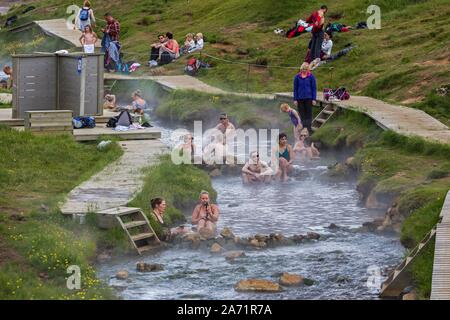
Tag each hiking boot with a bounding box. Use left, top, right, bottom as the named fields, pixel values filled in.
left=344, top=42, right=353, bottom=47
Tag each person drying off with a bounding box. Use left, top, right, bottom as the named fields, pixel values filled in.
left=191, top=191, right=220, bottom=235
left=79, top=25, right=98, bottom=53
left=242, top=151, right=273, bottom=184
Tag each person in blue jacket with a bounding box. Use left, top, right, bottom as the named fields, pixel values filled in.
left=293, top=62, right=317, bottom=134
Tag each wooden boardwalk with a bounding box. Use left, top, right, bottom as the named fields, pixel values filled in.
left=276, top=92, right=450, bottom=145
left=34, top=19, right=101, bottom=48
left=60, top=139, right=169, bottom=216
left=431, top=190, right=450, bottom=300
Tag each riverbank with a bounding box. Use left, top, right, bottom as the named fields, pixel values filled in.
left=0, top=125, right=122, bottom=299
left=313, top=109, right=450, bottom=299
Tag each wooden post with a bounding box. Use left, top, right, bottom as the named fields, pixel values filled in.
left=246, top=64, right=250, bottom=92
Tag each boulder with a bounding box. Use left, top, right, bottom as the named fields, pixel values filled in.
left=182, top=232, right=201, bottom=242
left=136, top=262, right=164, bottom=272
left=327, top=223, right=339, bottom=230
left=209, top=168, right=222, bottom=177
left=210, top=243, right=223, bottom=253
left=116, top=270, right=129, bottom=280
left=291, top=234, right=305, bottom=243
left=303, top=278, right=315, bottom=286
left=235, top=279, right=282, bottom=293
left=224, top=250, right=246, bottom=261
left=220, top=227, right=235, bottom=240
left=254, top=234, right=269, bottom=242
left=249, top=239, right=266, bottom=248
left=306, top=232, right=321, bottom=240
left=279, top=273, right=304, bottom=286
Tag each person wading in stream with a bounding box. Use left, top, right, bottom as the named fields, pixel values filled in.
left=191, top=191, right=220, bottom=236
left=242, top=151, right=273, bottom=184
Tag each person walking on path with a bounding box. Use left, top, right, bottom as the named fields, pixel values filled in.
left=305, top=5, right=328, bottom=62
left=74, top=0, right=96, bottom=31
left=293, top=62, right=317, bottom=135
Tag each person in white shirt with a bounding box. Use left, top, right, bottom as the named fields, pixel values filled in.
left=321, top=31, right=333, bottom=59
left=188, top=33, right=204, bottom=53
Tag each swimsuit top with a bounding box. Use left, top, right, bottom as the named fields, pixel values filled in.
left=288, top=109, right=299, bottom=127
left=132, top=100, right=148, bottom=110
left=279, top=146, right=290, bottom=162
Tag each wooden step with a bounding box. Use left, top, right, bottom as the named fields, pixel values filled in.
left=322, top=110, right=334, bottom=115
left=123, top=220, right=147, bottom=229
left=311, top=126, right=319, bottom=131
left=137, top=244, right=160, bottom=253
left=316, top=118, right=326, bottom=124
left=131, top=232, right=155, bottom=242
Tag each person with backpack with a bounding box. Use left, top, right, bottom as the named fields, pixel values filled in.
left=74, top=0, right=96, bottom=31
left=305, top=5, right=328, bottom=62
left=293, top=62, right=317, bottom=135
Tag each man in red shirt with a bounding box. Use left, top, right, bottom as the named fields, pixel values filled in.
left=102, top=13, right=120, bottom=41
left=305, top=5, right=328, bottom=62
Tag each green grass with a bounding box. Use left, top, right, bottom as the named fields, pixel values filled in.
left=0, top=125, right=123, bottom=299
left=314, top=110, right=450, bottom=299
left=129, top=154, right=216, bottom=237
left=1, top=0, right=449, bottom=123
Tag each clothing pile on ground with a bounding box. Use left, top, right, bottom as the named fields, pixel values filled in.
left=106, top=109, right=152, bottom=131
left=184, top=57, right=210, bottom=76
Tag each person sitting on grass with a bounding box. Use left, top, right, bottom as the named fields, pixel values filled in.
left=272, top=132, right=295, bottom=182
left=158, top=32, right=180, bottom=63
left=148, top=34, right=167, bottom=67
left=191, top=190, right=220, bottom=235
left=280, top=103, right=303, bottom=142
left=242, top=151, right=273, bottom=184
left=180, top=33, right=195, bottom=56
left=79, top=25, right=98, bottom=54
left=151, top=198, right=189, bottom=241
left=188, top=33, right=204, bottom=53
left=294, top=128, right=320, bottom=161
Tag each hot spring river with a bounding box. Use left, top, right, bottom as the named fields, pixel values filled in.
left=97, top=121, right=404, bottom=300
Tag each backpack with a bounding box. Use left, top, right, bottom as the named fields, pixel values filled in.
left=185, top=57, right=199, bottom=76
left=116, top=110, right=133, bottom=127
left=79, top=8, right=90, bottom=21
left=323, top=87, right=350, bottom=101
left=72, top=116, right=96, bottom=128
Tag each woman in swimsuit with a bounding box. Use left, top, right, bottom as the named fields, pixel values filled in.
left=242, top=151, right=273, bottom=184
left=280, top=103, right=303, bottom=142
left=129, top=89, right=148, bottom=111
left=150, top=198, right=188, bottom=241
left=272, top=132, right=295, bottom=182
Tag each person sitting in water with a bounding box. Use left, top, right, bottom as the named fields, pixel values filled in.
left=214, top=113, right=236, bottom=146
left=103, top=93, right=117, bottom=111
left=272, top=133, right=295, bottom=182
left=128, top=89, right=148, bottom=111
left=280, top=103, right=303, bottom=142
left=191, top=190, right=220, bottom=234
left=151, top=197, right=189, bottom=240
left=174, top=133, right=202, bottom=164
left=294, top=128, right=320, bottom=161
left=203, top=132, right=235, bottom=165
left=242, top=151, right=273, bottom=184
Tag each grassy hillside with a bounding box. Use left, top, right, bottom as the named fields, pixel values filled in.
left=0, top=0, right=449, bottom=125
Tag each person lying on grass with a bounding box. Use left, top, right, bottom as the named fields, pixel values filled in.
left=242, top=151, right=273, bottom=184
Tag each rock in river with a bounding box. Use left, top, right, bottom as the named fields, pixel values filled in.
left=235, top=279, right=282, bottom=293
left=306, top=232, right=321, bottom=240
left=279, top=272, right=304, bottom=286
left=220, top=227, right=235, bottom=240
left=136, top=262, right=164, bottom=272
left=210, top=243, right=223, bottom=253
left=116, top=270, right=129, bottom=280
left=224, top=250, right=246, bottom=261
